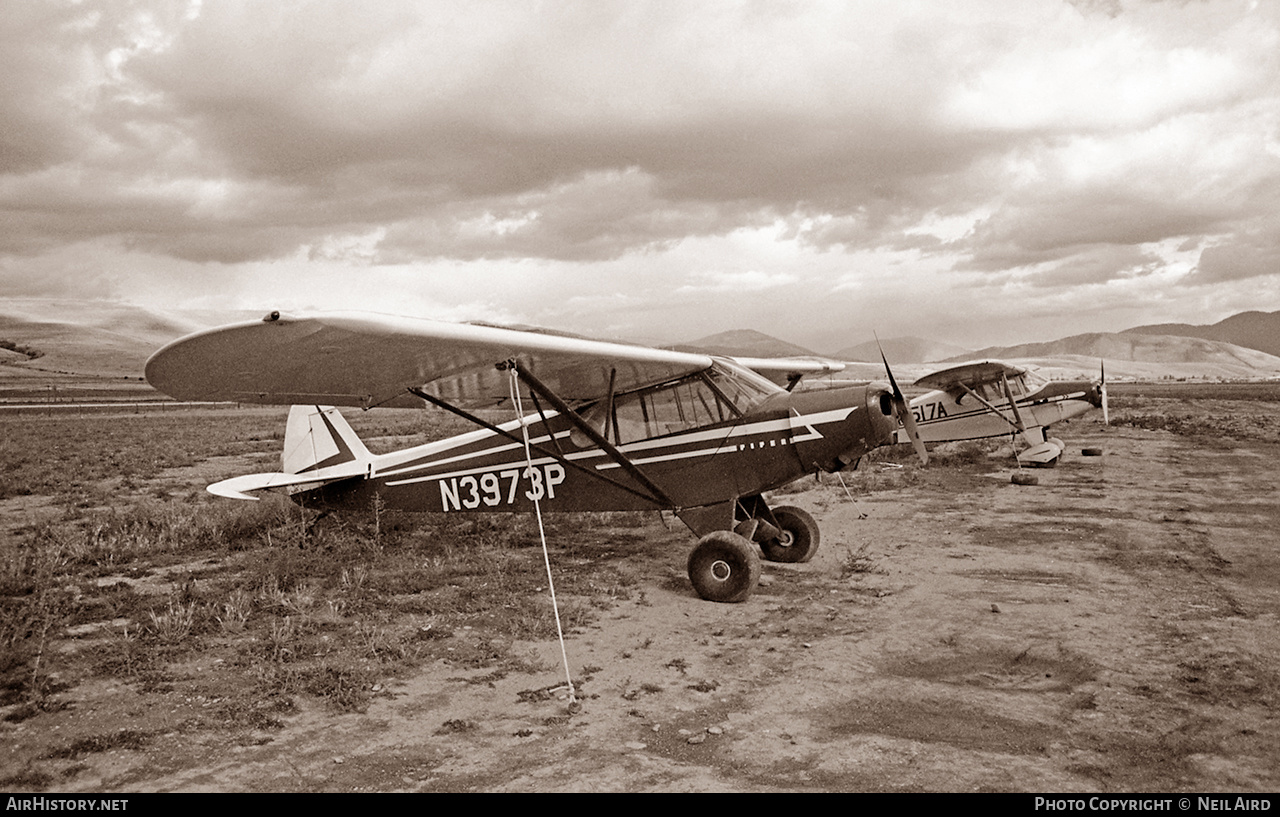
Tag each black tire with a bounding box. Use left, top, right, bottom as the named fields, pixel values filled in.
left=1082, top=447, right=1103, bottom=457
left=687, top=531, right=761, bottom=603
left=1011, top=472, right=1039, bottom=486
left=760, top=505, right=821, bottom=563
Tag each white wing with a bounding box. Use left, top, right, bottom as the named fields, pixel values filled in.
left=146, top=312, right=714, bottom=409
left=912, top=360, right=1026, bottom=393
left=734, top=356, right=846, bottom=388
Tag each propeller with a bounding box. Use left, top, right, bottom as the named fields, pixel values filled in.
left=1100, top=359, right=1109, bottom=425
left=877, top=336, right=928, bottom=466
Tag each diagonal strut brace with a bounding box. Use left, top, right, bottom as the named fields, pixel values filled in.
left=503, top=360, right=678, bottom=509
left=406, top=385, right=667, bottom=508
left=958, top=381, right=1025, bottom=435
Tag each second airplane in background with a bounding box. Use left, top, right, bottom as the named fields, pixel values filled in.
left=893, top=360, right=1107, bottom=466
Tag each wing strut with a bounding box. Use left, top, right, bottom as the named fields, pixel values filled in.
left=406, top=386, right=669, bottom=508
left=505, top=360, right=678, bottom=509
left=957, top=382, right=1024, bottom=434
left=999, top=372, right=1028, bottom=433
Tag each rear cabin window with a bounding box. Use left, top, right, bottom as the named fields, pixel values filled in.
left=974, top=375, right=1026, bottom=402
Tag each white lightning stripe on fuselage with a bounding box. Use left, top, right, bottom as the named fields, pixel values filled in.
left=376, top=428, right=571, bottom=479
left=895, top=390, right=1094, bottom=444
left=388, top=451, right=573, bottom=486
left=379, top=406, right=853, bottom=487
left=913, top=392, right=1091, bottom=428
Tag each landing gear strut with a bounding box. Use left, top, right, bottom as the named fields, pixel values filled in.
left=759, top=505, right=820, bottom=563
left=680, top=495, right=824, bottom=602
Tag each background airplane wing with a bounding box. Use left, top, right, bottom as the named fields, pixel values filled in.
left=734, top=357, right=847, bottom=388
left=145, top=312, right=714, bottom=409
left=912, top=360, right=1026, bottom=392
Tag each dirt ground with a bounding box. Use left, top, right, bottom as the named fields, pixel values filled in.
left=3, top=418, right=1279, bottom=792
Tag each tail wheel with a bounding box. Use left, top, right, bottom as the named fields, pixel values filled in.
left=760, top=505, right=820, bottom=563
left=688, top=531, right=761, bottom=603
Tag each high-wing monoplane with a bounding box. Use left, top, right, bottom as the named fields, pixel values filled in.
left=146, top=312, right=925, bottom=603
left=892, top=360, right=1106, bottom=465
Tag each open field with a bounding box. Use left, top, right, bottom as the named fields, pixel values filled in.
left=2, top=385, right=1278, bottom=792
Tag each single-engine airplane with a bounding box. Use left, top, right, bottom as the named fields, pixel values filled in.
left=145, top=311, right=927, bottom=603
left=892, top=360, right=1107, bottom=466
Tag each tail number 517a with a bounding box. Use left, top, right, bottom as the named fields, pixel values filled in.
left=439, top=464, right=567, bottom=511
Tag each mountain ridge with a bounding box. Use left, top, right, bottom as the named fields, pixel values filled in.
left=1123, top=310, right=1280, bottom=357
left=3, top=298, right=1279, bottom=382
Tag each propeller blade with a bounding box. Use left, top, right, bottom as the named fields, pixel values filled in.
left=1100, top=359, right=1109, bottom=425
left=877, top=337, right=928, bottom=466
left=900, top=397, right=929, bottom=466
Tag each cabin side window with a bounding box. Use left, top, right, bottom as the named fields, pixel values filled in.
left=611, top=378, right=729, bottom=444
left=568, top=361, right=781, bottom=448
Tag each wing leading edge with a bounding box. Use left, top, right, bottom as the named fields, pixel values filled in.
left=734, top=357, right=847, bottom=389
left=145, top=312, right=715, bottom=410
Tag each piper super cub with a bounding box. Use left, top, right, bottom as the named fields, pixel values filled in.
left=145, top=312, right=928, bottom=603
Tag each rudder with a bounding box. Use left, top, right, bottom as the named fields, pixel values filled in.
left=282, top=405, right=373, bottom=474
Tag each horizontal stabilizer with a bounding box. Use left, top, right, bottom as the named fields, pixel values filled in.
left=207, top=460, right=370, bottom=501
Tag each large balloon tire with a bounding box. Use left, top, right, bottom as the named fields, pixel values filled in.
left=760, top=505, right=821, bottom=564
left=688, top=531, right=761, bottom=603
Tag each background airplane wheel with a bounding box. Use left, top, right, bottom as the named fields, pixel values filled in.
left=688, top=531, right=761, bottom=603
left=760, top=505, right=820, bottom=563
left=1011, top=472, right=1039, bottom=486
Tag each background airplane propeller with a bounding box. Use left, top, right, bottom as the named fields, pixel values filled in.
left=877, top=338, right=928, bottom=466
left=1100, top=359, right=1110, bottom=425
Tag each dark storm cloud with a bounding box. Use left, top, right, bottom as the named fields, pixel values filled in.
left=11, top=0, right=1009, bottom=265
left=2, top=1, right=1279, bottom=346
left=960, top=191, right=1228, bottom=273
left=1185, top=232, right=1280, bottom=285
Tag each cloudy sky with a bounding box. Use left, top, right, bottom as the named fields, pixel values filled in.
left=2, top=0, right=1279, bottom=352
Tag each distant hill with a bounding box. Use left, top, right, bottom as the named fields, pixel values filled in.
left=1124, top=311, right=1280, bottom=357
left=833, top=336, right=972, bottom=364
left=0, top=299, right=253, bottom=379
left=670, top=329, right=820, bottom=358
left=949, top=332, right=1280, bottom=381
left=5, top=299, right=1279, bottom=384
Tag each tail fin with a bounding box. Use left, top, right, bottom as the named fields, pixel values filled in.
left=283, top=405, right=372, bottom=475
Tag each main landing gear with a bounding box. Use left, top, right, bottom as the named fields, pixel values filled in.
left=685, top=500, right=823, bottom=603
left=687, top=532, right=760, bottom=603
left=759, top=505, right=820, bottom=563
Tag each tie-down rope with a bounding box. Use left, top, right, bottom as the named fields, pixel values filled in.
left=507, top=367, right=578, bottom=711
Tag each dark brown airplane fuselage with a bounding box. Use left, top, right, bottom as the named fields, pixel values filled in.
left=296, top=384, right=897, bottom=515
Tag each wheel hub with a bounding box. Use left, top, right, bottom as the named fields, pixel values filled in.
left=710, top=560, right=732, bottom=581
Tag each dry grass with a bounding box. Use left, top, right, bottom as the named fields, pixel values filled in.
left=3, top=383, right=1278, bottom=789
left=1107, top=382, right=1280, bottom=442
left=0, top=405, right=685, bottom=737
